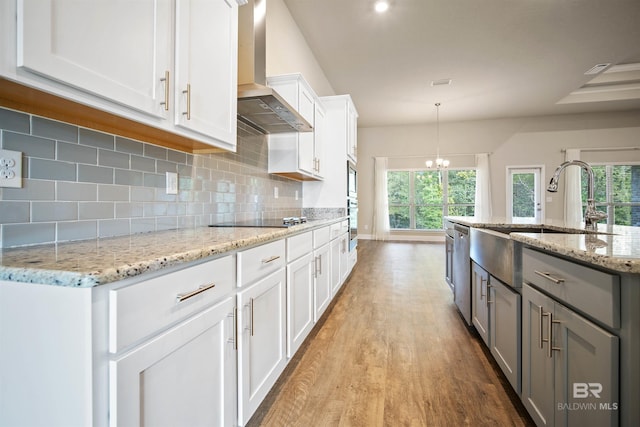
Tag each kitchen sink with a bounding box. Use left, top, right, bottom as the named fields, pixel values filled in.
left=482, top=226, right=587, bottom=234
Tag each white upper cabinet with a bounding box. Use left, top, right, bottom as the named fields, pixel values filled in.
left=346, top=98, right=358, bottom=163
left=267, top=73, right=324, bottom=181
left=5, top=0, right=239, bottom=152
left=18, top=0, right=173, bottom=119
left=174, top=0, right=238, bottom=145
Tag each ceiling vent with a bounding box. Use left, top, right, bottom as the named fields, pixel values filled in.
left=431, top=79, right=452, bottom=87
left=584, top=63, right=611, bottom=75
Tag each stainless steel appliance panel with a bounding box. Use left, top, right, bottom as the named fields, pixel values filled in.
left=453, top=224, right=471, bottom=325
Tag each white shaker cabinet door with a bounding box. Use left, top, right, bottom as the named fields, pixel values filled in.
left=314, top=243, right=331, bottom=321
left=109, top=297, right=237, bottom=427
left=174, top=0, right=238, bottom=145
left=237, top=269, right=287, bottom=426
left=18, top=0, right=173, bottom=118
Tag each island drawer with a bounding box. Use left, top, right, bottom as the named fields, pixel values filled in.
left=287, top=231, right=313, bottom=262
left=109, top=255, right=235, bottom=353
left=522, top=247, right=620, bottom=328
left=237, top=239, right=286, bottom=287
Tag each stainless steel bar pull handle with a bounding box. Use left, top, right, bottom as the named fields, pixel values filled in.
left=534, top=270, right=565, bottom=284
left=160, top=70, right=170, bottom=111
left=486, top=284, right=494, bottom=305
left=538, top=305, right=549, bottom=349
left=262, top=255, right=280, bottom=264
left=250, top=298, right=255, bottom=337
left=182, top=83, right=191, bottom=120
left=480, top=277, right=487, bottom=299
left=232, top=307, right=238, bottom=350
left=176, top=282, right=215, bottom=303
left=547, top=312, right=562, bottom=358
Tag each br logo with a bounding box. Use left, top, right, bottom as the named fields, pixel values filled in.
left=573, top=383, right=602, bottom=398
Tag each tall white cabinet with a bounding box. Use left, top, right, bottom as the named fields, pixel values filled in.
left=1, top=0, right=239, bottom=151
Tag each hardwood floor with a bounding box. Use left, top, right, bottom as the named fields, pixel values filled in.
left=247, top=240, right=535, bottom=427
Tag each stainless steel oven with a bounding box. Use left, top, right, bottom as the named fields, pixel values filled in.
left=347, top=161, right=357, bottom=251
left=348, top=161, right=357, bottom=199
left=347, top=197, right=358, bottom=251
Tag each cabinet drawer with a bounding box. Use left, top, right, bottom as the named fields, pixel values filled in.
left=109, top=255, right=235, bottom=353
left=287, top=231, right=313, bottom=262
left=313, top=226, right=331, bottom=248
left=330, top=221, right=347, bottom=240
left=237, top=239, right=286, bottom=287
left=522, top=248, right=620, bottom=328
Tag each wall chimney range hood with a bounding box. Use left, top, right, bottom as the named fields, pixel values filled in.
left=237, top=0, right=312, bottom=134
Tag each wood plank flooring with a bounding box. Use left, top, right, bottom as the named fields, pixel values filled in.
left=247, top=240, right=535, bottom=427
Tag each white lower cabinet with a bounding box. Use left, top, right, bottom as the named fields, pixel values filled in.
left=287, top=253, right=314, bottom=357
left=314, top=243, right=331, bottom=321
left=340, top=233, right=350, bottom=284
left=330, top=235, right=342, bottom=296
left=237, top=269, right=287, bottom=426
left=109, top=296, right=237, bottom=427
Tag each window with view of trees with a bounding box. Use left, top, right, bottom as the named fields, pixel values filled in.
left=582, top=164, right=640, bottom=227
left=388, top=169, right=476, bottom=230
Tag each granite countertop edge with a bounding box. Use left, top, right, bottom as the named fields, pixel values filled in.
left=0, top=218, right=346, bottom=288
left=445, top=216, right=640, bottom=275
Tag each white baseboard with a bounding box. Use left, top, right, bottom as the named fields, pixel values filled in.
left=359, top=233, right=445, bottom=243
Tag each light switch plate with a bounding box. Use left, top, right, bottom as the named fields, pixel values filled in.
left=0, top=149, right=22, bottom=188
left=166, top=172, right=178, bottom=195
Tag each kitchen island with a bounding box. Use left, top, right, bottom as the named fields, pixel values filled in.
left=445, top=216, right=640, bottom=427
left=0, top=217, right=353, bottom=427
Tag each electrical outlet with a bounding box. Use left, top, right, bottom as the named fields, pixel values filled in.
left=0, top=149, right=22, bottom=188
left=274, top=186, right=279, bottom=199
left=166, top=172, right=178, bottom=195
left=295, top=190, right=299, bottom=200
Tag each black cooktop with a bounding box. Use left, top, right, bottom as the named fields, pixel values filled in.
left=209, top=217, right=307, bottom=228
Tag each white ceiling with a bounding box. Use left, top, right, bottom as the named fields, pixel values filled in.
left=283, top=0, right=640, bottom=127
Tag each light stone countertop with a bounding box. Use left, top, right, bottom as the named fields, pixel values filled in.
left=0, top=218, right=345, bottom=287
left=445, top=216, right=640, bottom=274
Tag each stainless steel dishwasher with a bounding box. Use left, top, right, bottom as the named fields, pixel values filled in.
left=453, top=224, right=471, bottom=325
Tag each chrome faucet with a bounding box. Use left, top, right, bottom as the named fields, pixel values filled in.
left=547, top=160, right=607, bottom=232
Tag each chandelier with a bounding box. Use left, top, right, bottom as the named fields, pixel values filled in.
left=425, top=102, right=450, bottom=169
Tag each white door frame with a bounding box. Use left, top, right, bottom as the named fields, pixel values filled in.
left=506, top=165, right=545, bottom=224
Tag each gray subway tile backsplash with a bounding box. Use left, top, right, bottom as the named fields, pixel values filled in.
left=78, top=164, right=114, bottom=184
left=58, top=141, right=97, bottom=164
left=0, top=106, right=304, bottom=248
left=32, top=117, right=78, bottom=143
left=79, top=128, right=114, bottom=150
left=0, top=108, right=30, bottom=134
left=98, top=149, right=130, bottom=169
left=31, top=201, right=78, bottom=222
left=30, top=158, right=77, bottom=181
left=3, top=131, right=56, bottom=159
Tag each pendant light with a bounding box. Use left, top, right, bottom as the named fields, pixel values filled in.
left=426, top=102, right=450, bottom=169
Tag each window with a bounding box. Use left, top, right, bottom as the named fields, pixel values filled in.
left=582, top=164, right=640, bottom=226
left=388, top=169, right=476, bottom=230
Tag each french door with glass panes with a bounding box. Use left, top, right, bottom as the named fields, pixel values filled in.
left=507, top=167, right=543, bottom=223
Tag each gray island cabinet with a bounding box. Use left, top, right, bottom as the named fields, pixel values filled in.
left=444, top=216, right=640, bottom=427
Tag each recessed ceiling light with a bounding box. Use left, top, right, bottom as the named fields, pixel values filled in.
left=374, top=0, right=389, bottom=13
left=584, top=63, right=611, bottom=75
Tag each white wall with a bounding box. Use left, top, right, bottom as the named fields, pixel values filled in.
left=266, top=0, right=335, bottom=97
left=358, top=111, right=640, bottom=239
